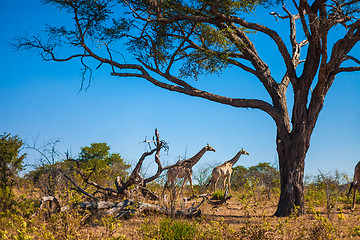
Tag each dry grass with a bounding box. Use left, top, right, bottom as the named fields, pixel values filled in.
left=3, top=186, right=360, bottom=239
left=105, top=195, right=360, bottom=239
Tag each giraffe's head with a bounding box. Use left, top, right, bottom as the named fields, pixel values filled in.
left=240, top=148, right=250, bottom=156
left=205, top=144, right=216, bottom=152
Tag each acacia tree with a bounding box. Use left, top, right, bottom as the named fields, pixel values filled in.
left=13, top=0, right=360, bottom=216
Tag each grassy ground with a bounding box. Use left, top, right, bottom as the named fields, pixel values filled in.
left=2, top=185, right=360, bottom=240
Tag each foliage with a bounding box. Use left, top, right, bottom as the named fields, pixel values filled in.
left=0, top=134, right=355, bottom=239
left=0, top=133, right=26, bottom=212
left=0, top=193, right=39, bottom=240
left=11, top=0, right=280, bottom=81
left=140, top=216, right=280, bottom=239
left=158, top=218, right=197, bottom=240
left=24, top=139, right=70, bottom=197
left=309, top=208, right=337, bottom=239
left=141, top=218, right=189, bottom=239
left=0, top=166, right=359, bottom=239
left=304, top=171, right=349, bottom=215
left=25, top=142, right=130, bottom=203
left=120, top=0, right=279, bottom=79
left=79, top=143, right=130, bottom=174
left=211, top=190, right=225, bottom=200
left=141, top=218, right=237, bottom=240
left=231, top=162, right=280, bottom=200
left=25, top=163, right=61, bottom=197
left=98, top=215, right=125, bottom=240
left=36, top=211, right=91, bottom=239
left=228, top=165, right=247, bottom=191
left=74, top=142, right=131, bottom=185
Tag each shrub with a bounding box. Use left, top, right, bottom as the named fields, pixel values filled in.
left=0, top=133, right=26, bottom=212
left=211, top=190, right=225, bottom=200
left=141, top=218, right=197, bottom=240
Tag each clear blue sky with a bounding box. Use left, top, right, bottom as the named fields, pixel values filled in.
left=1, top=1, right=359, bottom=179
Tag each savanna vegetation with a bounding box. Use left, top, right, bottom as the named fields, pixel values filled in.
left=12, top=0, right=360, bottom=216
left=1, top=131, right=360, bottom=239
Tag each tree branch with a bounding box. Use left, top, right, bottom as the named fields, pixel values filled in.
left=213, top=13, right=296, bottom=80
left=129, top=60, right=282, bottom=123
left=345, top=55, right=360, bottom=65
left=58, top=169, right=99, bottom=202
left=67, top=158, right=118, bottom=195
left=334, top=66, right=360, bottom=74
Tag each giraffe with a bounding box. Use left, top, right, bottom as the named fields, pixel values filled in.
left=162, top=144, right=216, bottom=196
left=348, top=161, right=360, bottom=210
left=208, top=148, right=249, bottom=192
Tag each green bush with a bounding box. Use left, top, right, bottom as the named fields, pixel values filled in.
left=159, top=218, right=197, bottom=240
left=141, top=218, right=197, bottom=240
left=0, top=133, right=26, bottom=212
left=211, top=190, right=225, bottom=200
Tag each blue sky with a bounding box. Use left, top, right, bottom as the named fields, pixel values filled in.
left=1, top=0, right=360, bottom=179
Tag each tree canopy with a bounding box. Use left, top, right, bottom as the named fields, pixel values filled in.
left=75, top=142, right=130, bottom=182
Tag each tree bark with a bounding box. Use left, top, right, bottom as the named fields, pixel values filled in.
left=274, top=128, right=311, bottom=217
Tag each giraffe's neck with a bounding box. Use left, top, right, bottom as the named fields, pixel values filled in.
left=182, top=147, right=207, bottom=168
left=228, top=151, right=244, bottom=166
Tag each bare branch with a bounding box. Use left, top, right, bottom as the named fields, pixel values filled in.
left=345, top=55, right=360, bottom=65
left=67, top=158, right=118, bottom=195
left=58, top=169, right=99, bottom=202
left=270, top=11, right=290, bottom=20
left=334, top=66, right=360, bottom=74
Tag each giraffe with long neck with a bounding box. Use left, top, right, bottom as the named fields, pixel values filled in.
left=177, top=144, right=214, bottom=168
left=162, top=144, right=216, bottom=196
left=208, top=148, right=249, bottom=192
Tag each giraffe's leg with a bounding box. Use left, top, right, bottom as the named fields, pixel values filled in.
left=212, top=176, right=217, bottom=192
left=180, top=178, right=188, bottom=197
left=222, top=177, right=227, bottom=190
left=352, top=183, right=357, bottom=210
left=227, top=175, right=231, bottom=192
left=348, top=182, right=354, bottom=198
left=228, top=170, right=232, bottom=193
left=208, top=175, right=214, bottom=192
left=161, top=181, right=169, bottom=197
left=188, top=176, right=194, bottom=195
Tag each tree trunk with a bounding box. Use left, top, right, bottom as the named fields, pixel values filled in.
left=274, top=130, right=311, bottom=217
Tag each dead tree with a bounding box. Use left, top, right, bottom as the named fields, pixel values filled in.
left=62, top=129, right=167, bottom=202
left=32, top=129, right=210, bottom=218
left=63, top=128, right=207, bottom=202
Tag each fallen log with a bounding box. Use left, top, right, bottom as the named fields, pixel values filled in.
left=33, top=195, right=205, bottom=220
left=76, top=198, right=205, bottom=219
